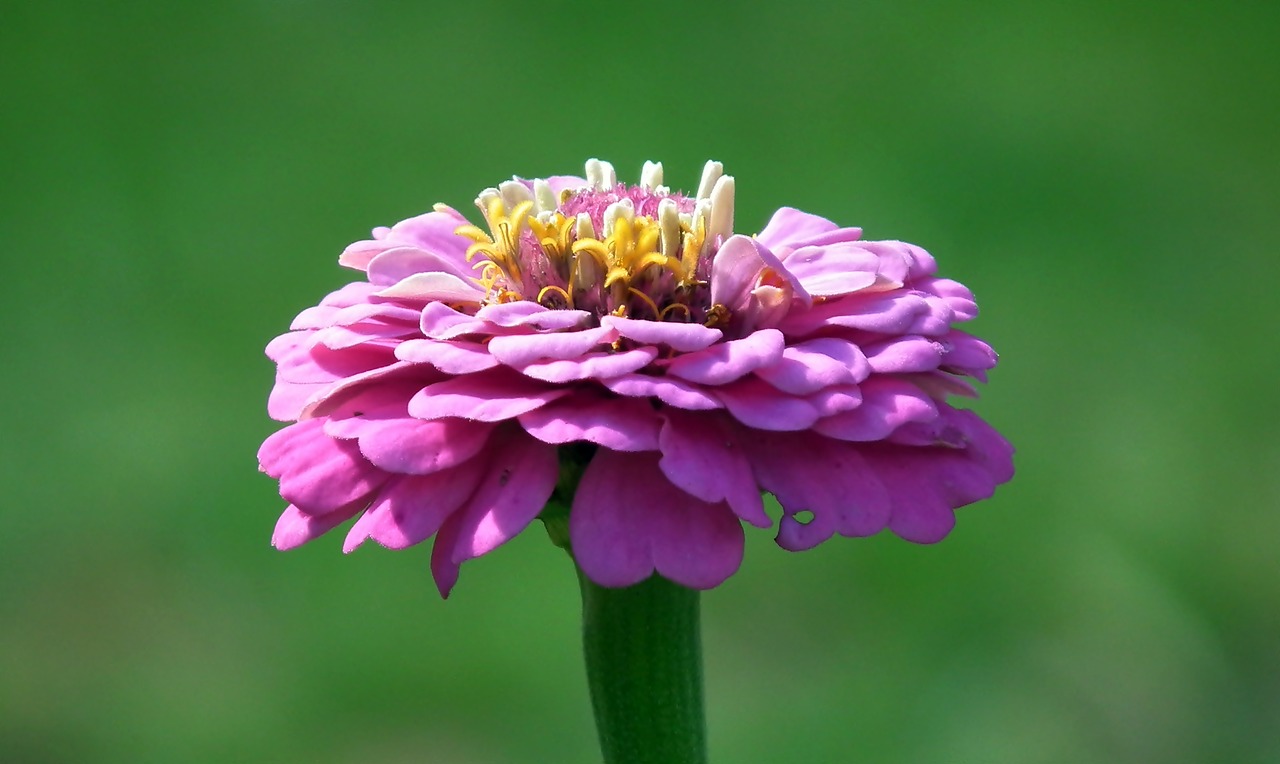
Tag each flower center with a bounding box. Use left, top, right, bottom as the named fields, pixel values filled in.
left=455, top=159, right=736, bottom=325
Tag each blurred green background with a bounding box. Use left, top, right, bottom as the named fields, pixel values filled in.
left=4, top=1, right=1277, bottom=762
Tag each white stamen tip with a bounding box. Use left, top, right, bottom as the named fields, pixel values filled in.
left=692, top=198, right=713, bottom=233
left=532, top=178, right=557, bottom=214
left=599, top=160, right=617, bottom=190
left=696, top=160, right=724, bottom=200
left=476, top=188, right=502, bottom=219
left=658, top=198, right=680, bottom=257
left=575, top=212, right=596, bottom=240
left=707, top=175, right=735, bottom=243
left=641, top=160, right=664, bottom=190
left=499, top=180, right=533, bottom=210
left=585, top=158, right=604, bottom=189
left=602, top=198, right=634, bottom=237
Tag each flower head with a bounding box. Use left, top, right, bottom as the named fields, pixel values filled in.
left=259, top=159, right=1014, bottom=596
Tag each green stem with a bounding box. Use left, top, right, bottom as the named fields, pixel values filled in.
left=577, top=570, right=707, bottom=764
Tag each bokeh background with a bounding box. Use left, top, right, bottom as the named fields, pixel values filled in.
left=4, top=1, right=1277, bottom=762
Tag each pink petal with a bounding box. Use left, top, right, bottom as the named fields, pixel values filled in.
left=812, top=377, right=938, bottom=442
left=269, top=332, right=397, bottom=385
left=858, top=240, right=937, bottom=281
left=940, top=330, right=998, bottom=374
left=658, top=410, right=769, bottom=527
left=570, top=450, right=745, bottom=589
left=664, top=329, right=785, bottom=386
left=518, top=394, right=661, bottom=452
left=476, top=302, right=593, bottom=330
left=449, top=431, right=560, bottom=562
left=300, top=360, right=426, bottom=419
left=419, top=302, right=496, bottom=340
left=807, top=385, right=863, bottom=417
left=740, top=432, right=892, bottom=550
left=918, top=277, right=979, bottom=322
left=320, top=282, right=382, bottom=308
left=268, top=378, right=327, bottom=421
left=860, top=410, right=1015, bottom=545
left=258, top=419, right=388, bottom=513
left=328, top=404, right=493, bottom=476
left=709, top=236, right=808, bottom=315
left=394, top=339, right=501, bottom=374
left=753, top=337, right=870, bottom=395
left=520, top=346, right=659, bottom=383
left=783, top=243, right=880, bottom=297
left=338, top=209, right=470, bottom=272
left=272, top=501, right=365, bottom=551
left=365, top=245, right=478, bottom=286
left=313, top=320, right=418, bottom=351
left=430, top=510, right=465, bottom=599
left=777, top=292, right=932, bottom=337
left=408, top=371, right=570, bottom=422
left=905, top=293, right=956, bottom=336
left=863, top=335, right=946, bottom=374
left=756, top=207, right=840, bottom=250
left=488, top=325, right=618, bottom=367
left=343, top=459, right=487, bottom=552
left=713, top=376, right=822, bottom=431
left=375, top=272, right=486, bottom=303
left=601, top=315, right=722, bottom=352
left=601, top=373, right=723, bottom=410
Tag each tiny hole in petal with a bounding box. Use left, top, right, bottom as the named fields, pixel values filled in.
left=792, top=510, right=815, bottom=526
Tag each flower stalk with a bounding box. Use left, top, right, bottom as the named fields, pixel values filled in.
left=578, top=569, right=707, bottom=764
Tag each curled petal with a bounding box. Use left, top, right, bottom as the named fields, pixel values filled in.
left=258, top=419, right=388, bottom=514
left=375, top=272, right=486, bottom=303
left=448, top=432, right=560, bottom=562
left=917, top=277, right=979, bottom=322
left=273, top=501, right=366, bottom=551
left=571, top=450, right=744, bottom=589
left=865, top=408, right=1014, bottom=543
left=394, top=339, right=501, bottom=374
left=709, top=236, right=809, bottom=320
left=268, top=332, right=396, bottom=385
left=343, top=459, right=486, bottom=552
left=757, top=207, right=848, bottom=251
left=754, top=337, right=870, bottom=395
left=863, top=335, right=946, bottom=374
left=740, top=433, right=891, bottom=550
left=328, top=405, right=492, bottom=476
left=714, top=376, right=822, bottom=431
left=777, top=292, right=932, bottom=337
left=339, top=209, right=470, bottom=272
left=366, top=246, right=479, bottom=286
left=518, top=394, right=661, bottom=451
left=488, top=325, right=618, bottom=367
left=602, top=315, right=722, bottom=352
left=601, top=373, right=723, bottom=410
left=665, top=329, right=786, bottom=386
left=520, top=346, right=659, bottom=383
left=476, top=301, right=593, bottom=330
left=419, top=302, right=492, bottom=340
left=658, top=410, right=769, bottom=527
left=940, top=330, right=998, bottom=377
left=858, top=240, right=937, bottom=281
left=408, top=371, right=569, bottom=422
left=783, top=243, right=880, bottom=297
left=813, top=377, right=938, bottom=442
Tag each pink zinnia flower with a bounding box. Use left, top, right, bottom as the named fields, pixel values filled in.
left=258, top=159, right=1014, bottom=596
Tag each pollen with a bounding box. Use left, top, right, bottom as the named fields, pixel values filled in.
left=455, top=160, right=736, bottom=325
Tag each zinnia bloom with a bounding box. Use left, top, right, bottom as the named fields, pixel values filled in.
left=259, top=159, right=1014, bottom=596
